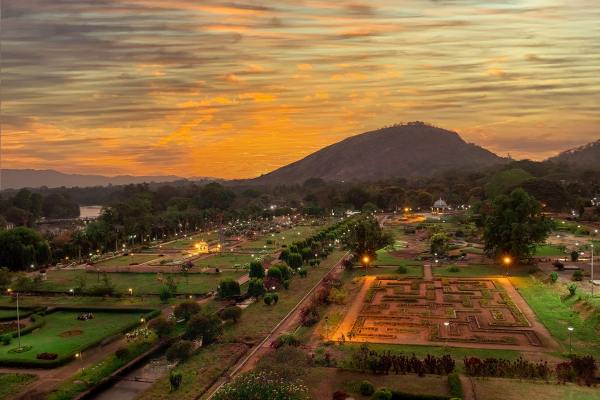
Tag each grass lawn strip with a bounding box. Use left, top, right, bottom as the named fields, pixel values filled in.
left=0, top=373, right=38, bottom=399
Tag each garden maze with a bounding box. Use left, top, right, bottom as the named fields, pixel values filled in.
left=344, top=277, right=546, bottom=348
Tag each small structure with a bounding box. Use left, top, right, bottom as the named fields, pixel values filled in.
left=432, top=198, right=450, bottom=214
left=194, top=241, right=209, bottom=254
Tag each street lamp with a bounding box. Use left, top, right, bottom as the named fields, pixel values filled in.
left=568, top=326, right=574, bottom=354
left=128, top=288, right=133, bottom=296
left=591, top=243, right=595, bottom=297
left=362, top=255, right=370, bottom=275
left=503, top=256, right=512, bottom=276
left=69, top=288, right=74, bottom=296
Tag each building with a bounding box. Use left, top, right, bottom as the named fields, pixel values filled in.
left=194, top=241, right=209, bottom=254
left=432, top=198, right=450, bottom=214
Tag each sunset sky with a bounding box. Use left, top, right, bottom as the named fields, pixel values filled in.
left=2, top=0, right=599, bottom=179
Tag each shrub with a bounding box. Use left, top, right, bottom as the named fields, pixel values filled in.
left=267, top=267, right=283, bottom=281
left=447, top=266, right=459, bottom=273
left=264, top=294, right=273, bottom=305
left=36, top=352, right=58, bottom=360
left=166, top=340, right=194, bottom=362
left=185, top=313, right=223, bottom=344
left=218, top=279, right=241, bottom=298
left=447, top=373, right=463, bottom=398
left=169, top=371, right=183, bottom=391
left=212, top=370, right=309, bottom=400
left=359, top=380, right=374, bottom=396
left=220, top=306, right=242, bottom=323
left=1, top=336, right=11, bottom=346
left=572, top=270, right=583, bottom=281
left=328, top=288, right=347, bottom=304
left=272, top=293, right=279, bottom=304
left=300, top=302, right=320, bottom=326
left=272, top=333, right=300, bottom=349
left=160, top=286, right=173, bottom=303
left=247, top=278, right=265, bottom=297
left=550, top=271, right=558, bottom=283
left=287, top=253, right=303, bottom=270
left=298, top=268, right=308, bottom=278
left=282, top=280, right=290, bottom=290
left=174, top=301, right=201, bottom=321
left=371, top=388, right=392, bottom=400
left=249, top=261, right=265, bottom=278
left=115, top=347, right=130, bottom=360
left=148, top=316, right=176, bottom=338
left=571, top=250, right=579, bottom=262
left=568, top=283, right=577, bottom=296
left=396, top=266, right=408, bottom=274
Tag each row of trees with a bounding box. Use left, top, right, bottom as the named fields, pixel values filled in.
left=0, top=189, right=79, bottom=227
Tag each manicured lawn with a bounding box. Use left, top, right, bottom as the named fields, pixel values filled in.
left=159, top=232, right=219, bottom=250
left=0, top=373, right=37, bottom=399
left=534, top=244, right=566, bottom=257
left=193, top=253, right=257, bottom=269
left=472, top=377, right=600, bottom=400
left=95, top=254, right=159, bottom=267
left=238, top=224, right=323, bottom=251
left=352, top=265, right=423, bottom=278
left=137, top=342, right=249, bottom=400
left=304, top=367, right=450, bottom=399
left=0, top=310, right=150, bottom=366
left=373, top=249, right=421, bottom=266
left=338, top=343, right=521, bottom=372
left=512, top=276, right=600, bottom=357
left=0, top=295, right=166, bottom=309
left=40, top=270, right=245, bottom=295
left=433, top=263, right=529, bottom=277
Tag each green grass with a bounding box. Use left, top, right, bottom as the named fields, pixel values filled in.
left=373, top=249, right=421, bottom=266
left=433, top=263, right=529, bottom=277
left=48, top=337, right=155, bottom=400
left=0, top=310, right=148, bottom=365
left=238, top=224, right=323, bottom=251
left=0, top=295, right=166, bottom=309
left=512, top=276, right=600, bottom=357
left=0, top=373, right=37, bottom=399
left=193, top=253, right=257, bottom=268
left=351, top=265, right=423, bottom=278
left=534, top=244, right=566, bottom=257
left=40, top=270, right=245, bottom=295
left=472, top=377, right=600, bottom=400
left=95, top=254, right=160, bottom=267
left=158, top=232, right=219, bottom=250
left=338, top=343, right=521, bottom=372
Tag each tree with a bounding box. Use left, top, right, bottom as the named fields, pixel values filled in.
left=430, top=233, right=449, bottom=256
left=185, top=313, right=222, bottom=344
left=149, top=317, right=176, bottom=338
left=174, top=301, right=201, bottom=321
left=0, top=227, right=52, bottom=271
left=249, top=261, right=264, bottom=278
left=0, top=268, right=12, bottom=291
left=220, top=306, right=242, bottom=323
left=343, top=216, right=393, bottom=259
left=169, top=371, right=183, bottom=391
left=218, top=279, right=241, bottom=298
left=482, top=189, right=552, bottom=261
left=166, top=340, right=194, bottom=362
left=247, top=278, right=265, bottom=297
left=267, top=266, right=283, bottom=281
left=286, top=253, right=303, bottom=270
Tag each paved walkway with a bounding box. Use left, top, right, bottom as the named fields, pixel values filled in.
left=423, top=263, right=433, bottom=281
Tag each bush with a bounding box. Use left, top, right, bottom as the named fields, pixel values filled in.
left=550, top=271, right=558, bottom=283
left=396, top=266, right=408, bottom=274
left=148, top=316, right=176, bottom=338
left=300, top=303, right=320, bottom=326
left=218, top=279, right=241, bottom=298
left=36, top=352, right=58, bottom=360
left=282, top=280, right=290, bottom=290
left=115, top=347, right=130, bottom=359
left=220, top=306, right=242, bottom=323
left=160, top=286, right=173, bottom=303
left=264, top=294, right=273, bottom=305
left=249, top=261, right=265, bottom=278
left=166, top=340, right=194, bottom=362
left=272, top=293, right=279, bottom=304
left=372, top=388, right=392, bottom=400
left=571, top=250, right=579, bottom=262
left=447, top=373, right=462, bottom=398
left=1, top=336, right=11, bottom=346
left=169, top=371, right=183, bottom=391
left=328, top=288, right=347, bottom=304
left=185, top=313, right=222, bottom=344
left=247, top=278, right=265, bottom=297
left=359, top=380, right=374, bottom=396
left=572, top=270, right=583, bottom=281
left=568, top=283, right=577, bottom=296
left=267, top=267, right=283, bottom=281
left=298, top=268, right=308, bottom=278
left=272, top=333, right=300, bottom=349
left=447, top=266, right=459, bottom=273
left=174, top=301, right=201, bottom=321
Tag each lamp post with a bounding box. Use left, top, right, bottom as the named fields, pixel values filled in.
left=503, top=256, right=512, bottom=276
left=591, top=243, right=595, bottom=297
left=568, top=326, right=574, bottom=354
left=362, top=255, right=370, bottom=276
left=16, top=292, right=21, bottom=349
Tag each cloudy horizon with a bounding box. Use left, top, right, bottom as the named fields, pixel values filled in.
left=2, top=0, right=599, bottom=178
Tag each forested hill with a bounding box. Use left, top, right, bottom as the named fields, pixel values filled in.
left=250, top=122, right=506, bottom=185
left=547, top=139, right=600, bottom=169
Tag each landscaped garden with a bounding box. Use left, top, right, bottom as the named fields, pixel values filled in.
left=0, top=308, right=157, bottom=367
left=95, top=254, right=160, bottom=267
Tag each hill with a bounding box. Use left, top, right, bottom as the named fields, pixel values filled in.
left=547, top=139, right=600, bottom=169
left=251, top=122, right=505, bottom=185
left=0, top=169, right=188, bottom=190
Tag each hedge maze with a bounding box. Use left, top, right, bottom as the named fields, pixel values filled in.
left=345, top=277, right=544, bottom=348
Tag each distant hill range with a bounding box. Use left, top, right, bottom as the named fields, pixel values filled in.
left=251, top=122, right=506, bottom=185
left=0, top=169, right=190, bottom=190
left=547, top=139, right=600, bottom=169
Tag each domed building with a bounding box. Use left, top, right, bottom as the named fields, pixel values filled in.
left=432, top=198, right=450, bottom=214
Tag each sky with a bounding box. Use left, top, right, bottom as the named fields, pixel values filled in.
left=2, top=0, right=599, bottom=179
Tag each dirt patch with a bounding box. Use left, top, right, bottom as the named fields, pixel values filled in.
left=59, top=329, right=83, bottom=337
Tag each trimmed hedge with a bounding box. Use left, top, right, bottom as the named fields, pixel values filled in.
left=0, top=306, right=46, bottom=322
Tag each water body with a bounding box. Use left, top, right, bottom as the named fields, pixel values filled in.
left=79, top=205, right=103, bottom=219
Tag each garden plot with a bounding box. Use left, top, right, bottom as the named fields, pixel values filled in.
left=335, top=277, right=551, bottom=350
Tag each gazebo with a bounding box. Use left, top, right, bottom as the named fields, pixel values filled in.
left=432, top=198, right=450, bottom=214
